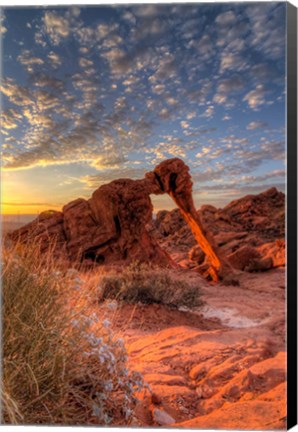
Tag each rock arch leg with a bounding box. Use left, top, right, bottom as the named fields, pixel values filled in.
left=151, top=158, right=234, bottom=282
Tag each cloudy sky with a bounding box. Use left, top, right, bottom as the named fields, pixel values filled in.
left=1, top=2, right=286, bottom=215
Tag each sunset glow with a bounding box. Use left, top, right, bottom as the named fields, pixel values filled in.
left=1, top=3, right=286, bottom=215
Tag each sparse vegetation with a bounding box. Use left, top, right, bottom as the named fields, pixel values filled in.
left=2, top=241, right=143, bottom=425
left=99, top=261, right=202, bottom=308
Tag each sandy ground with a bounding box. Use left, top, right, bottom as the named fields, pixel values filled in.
left=98, top=267, right=286, bottom=430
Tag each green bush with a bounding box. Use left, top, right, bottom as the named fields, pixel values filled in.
left=2, top=242, right=143, bottom=425
left=99, top=261, right=202, bottom=308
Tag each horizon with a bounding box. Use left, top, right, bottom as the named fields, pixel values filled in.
left=1, top=3, right=286, bottom=215
left=2, top=185, right=285, bottom=224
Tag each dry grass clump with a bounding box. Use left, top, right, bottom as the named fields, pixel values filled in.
left=99, top=261, right=202, bottom=308
left=2, top=241, right=143, bottom=425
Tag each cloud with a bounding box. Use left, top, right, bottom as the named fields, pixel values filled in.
left=133, top=4, right=161, bottom=18
left=213, top=93, right=227, bottom=105
left=43, top=11, right=70, bottom=44
left=47, top=51, right=62, bottom=67
left=188, top=79, right=212, bottom=105
left=202, top=105, right=214, bottom=118
left=215, top=10, right=236, bottom=26
left=246, top=121, right=267, bottom=130
left=166, top=97, right=178, bottom=106
left=225, top=37, right=245, bottom=53
left=103, top=47, right=133, bottom=76
left=96, top=23, right=112, bottom=40
left=0, top=24, right=7, bottom=34
left=32, top=73, right=65, bottom=91
left=1, top=3, right=286, bottom=185
left=149, top=53, right=177, bottom=82
left=79, top=57, right=94, bottom=68
left=245, top=3, right=285, bottom=60
left=148, top=141, right=186, bottom=164
left=80, top=166, right=147, bottom=189
left=196, top=34, right=215, bottom=59
left=90, top=153, right=127, bottom=170
left=102, top=34, right=123, bottom=49
left=152, top=84, right=165, bottom=94
left=217, top=76, right=245, bottom=93
left=261, top=140, right=284, bottom=161
left=243, top=84, right=266, bottom=110
left=17, top=50, right=44, bottom=74
left=1, top=108, right=22, bottom=129
left=180, top=121, right=189, bottom=129
left=0, top=80, right=33, bottom=106
left=240, top=169, right=285, bottom=183
left=220, top=53, right=248, bottom=73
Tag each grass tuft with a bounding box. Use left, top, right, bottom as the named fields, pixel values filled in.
left=99, top=261, right=202, bottom=308
left=2, top=241, right=143, bottom=425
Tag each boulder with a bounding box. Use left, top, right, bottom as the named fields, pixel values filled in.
left=228, top=246, right=273, bottom=272
left=189, top=245, right=205, bottom=265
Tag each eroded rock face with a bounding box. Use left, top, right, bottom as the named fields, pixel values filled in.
left=10, top=176, right=171, bottom=267
left=11, top=158, right=228, bottom=278
left=149, top=186, right=285, bottom=273
left=11, top=158, right=281, bottom=280
left=9, top=210, right=67, bottom=259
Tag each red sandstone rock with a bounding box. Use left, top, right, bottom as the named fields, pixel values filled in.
left=10, top=210, right=66, bottom=257
left=9, top=159, right=285, bottom=278
left=149, top=186, right=285, bottom=272
left=228, top=246, right=273, bottom=272
left=189, top=245, right=205, bottom=265
left=257, top=240, right=285, bottom=268
left=10, top=160, right=196, bottom=268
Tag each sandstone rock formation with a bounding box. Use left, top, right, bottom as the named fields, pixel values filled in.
left=10, top=158, right=232, bottom=281
left=149, top=186, right=285, bottom=273
left=10, top=159, right=283, bottom=281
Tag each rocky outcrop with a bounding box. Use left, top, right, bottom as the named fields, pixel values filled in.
left=149, top=187, right=285, bottom=272
left=10, top=177, right=171, bottom=267
left=10, top=158, right=231, bottom=280
left=10, top=159, right=284, bottom=279
left=227, top=246, right=273, bottom=272
left=105, top=265, right=286, bottom=429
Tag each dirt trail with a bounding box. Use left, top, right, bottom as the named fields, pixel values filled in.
left=99, top=268, right=286, bottom=429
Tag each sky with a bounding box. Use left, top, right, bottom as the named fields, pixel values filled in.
left=1, top=2, right=286, bottom=216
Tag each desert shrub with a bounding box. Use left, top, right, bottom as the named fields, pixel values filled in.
left=99, top=261, right=202, bottom=308
left=1, top=242, right=143, bottom=425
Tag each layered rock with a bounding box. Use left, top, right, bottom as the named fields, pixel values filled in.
left=11, top=158, right=230, bottom=279
left=10, top=177, right=171, bottom=267
left=149, top=186, right=285, bottom=272
left=10, top=158, right=283, bottom=280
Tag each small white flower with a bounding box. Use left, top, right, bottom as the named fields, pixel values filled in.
left=91, top=312, right=99, bottom=321
left=104, top=380, right=113, bottom=391
left=74, top=276, right=83, bottom=285
left=103, top=319, right=111, bottom=328
left=71, top=319, right=79, bottom=327
left=107, top=300, right=118, bottom=310
left=89, top=334, right=103, bottom=347
left=92, top=404, right=102, bottom=418
left=125, top=408, right=133, bottom=419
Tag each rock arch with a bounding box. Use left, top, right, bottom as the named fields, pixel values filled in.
left=10, top=158, right=233, bottom=282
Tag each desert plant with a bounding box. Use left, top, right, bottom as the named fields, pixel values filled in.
left=1, top=241, right=143, bottom=425
left=99, top=261, right=202, bottom=308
